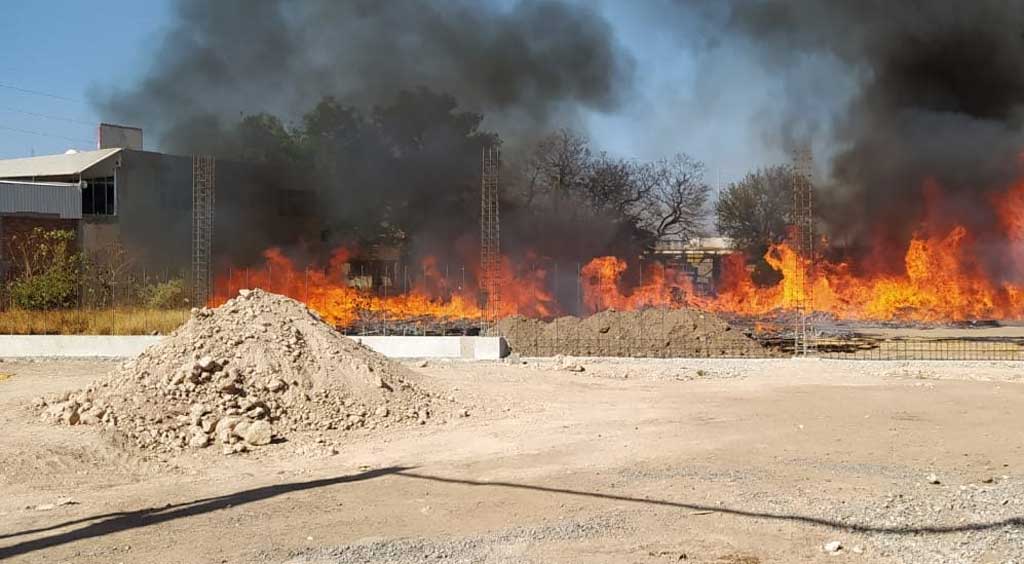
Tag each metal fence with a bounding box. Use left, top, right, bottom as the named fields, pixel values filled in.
left=0, top=267, right=191, bottom=335
left=3, top=254, right=1024, bottom=361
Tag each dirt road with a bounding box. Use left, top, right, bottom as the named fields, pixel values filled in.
left=1, top=358, right=1023, bottom=563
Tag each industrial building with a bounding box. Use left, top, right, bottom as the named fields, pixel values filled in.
left=0, top=126, right=319, bottom=290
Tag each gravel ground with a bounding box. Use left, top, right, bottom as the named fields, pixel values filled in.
left=2, top=357, right=1023, bottom=563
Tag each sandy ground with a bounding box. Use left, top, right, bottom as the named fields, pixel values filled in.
left=1, top=357, right=1023, bottom=564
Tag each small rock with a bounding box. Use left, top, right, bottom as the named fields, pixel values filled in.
left=187, top=429, right=210, bottom=449
left=823, top=540, right=843, bottom=553
left=241, top=420, right=273, bottom=446
left=196, top=356, right=219, bottom=372
left=218, top=379, right=240, bottom=394
left=215, top=416, right=241, bottom=444
left=926, top=473, right=941, bottom=485
left=267, top=378, right=287, bottom=393
left=416, top=360, right=429, bottom=368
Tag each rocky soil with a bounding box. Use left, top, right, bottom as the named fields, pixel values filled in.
left=494, top=308, right=769, bottom=357
left=33, top=290, right=457, bottom=454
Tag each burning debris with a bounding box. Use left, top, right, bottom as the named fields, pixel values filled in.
left=36, top=290, right=455, bottom=454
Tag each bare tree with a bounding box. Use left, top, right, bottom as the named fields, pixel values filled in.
left=518, top=129, right=591, bottom=212
left=636, top=154, right=710, bottom=244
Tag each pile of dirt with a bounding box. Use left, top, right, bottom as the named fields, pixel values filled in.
left=493, top=308, right=768, bottom=357
left=35, top=290, right=453, bottom=454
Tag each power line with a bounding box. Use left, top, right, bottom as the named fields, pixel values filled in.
left=0, top=124, right=93, bottom=145
left=0, top=105, right=95, bottom=126
left=0, top=82, right=86, bottom=104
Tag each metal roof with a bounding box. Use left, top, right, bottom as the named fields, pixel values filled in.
left=0, top=148, right=121, bottom=179
left=0, top=180, right=81, bottom=219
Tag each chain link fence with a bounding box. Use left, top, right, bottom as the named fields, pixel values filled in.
left=4, top=247, right=1024, bottom=360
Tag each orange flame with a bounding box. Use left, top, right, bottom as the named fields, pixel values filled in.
left=213, top=177, right=1024, bottom=325
left=211, top=248, right=555, bottom=328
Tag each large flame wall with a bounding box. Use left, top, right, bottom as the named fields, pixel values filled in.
left=212, top=182, right=1024, bottom=326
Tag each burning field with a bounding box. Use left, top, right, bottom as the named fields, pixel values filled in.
left=209, top=175, right=1024, bottom=354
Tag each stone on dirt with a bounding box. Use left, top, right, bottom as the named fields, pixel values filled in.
left=823, top=540, right=843, bottom=553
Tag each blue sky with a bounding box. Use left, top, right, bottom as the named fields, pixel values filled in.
left=0, top=0, right=171, bottom=158
left=0, top=1, right=838, bottom=187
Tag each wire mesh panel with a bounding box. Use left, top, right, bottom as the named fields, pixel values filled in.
left=191, top=155, right=215, bottom=307
left=480, top=146, right=501, bottom=326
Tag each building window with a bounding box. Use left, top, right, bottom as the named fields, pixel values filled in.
left=82, top=177, right=116, bottom=215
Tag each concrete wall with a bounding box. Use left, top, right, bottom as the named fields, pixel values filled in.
left=350, top=336, right=508, bottom=360
left=0, top=335, right=162, bottom=358
left=0, top=335, right=508, bottom=360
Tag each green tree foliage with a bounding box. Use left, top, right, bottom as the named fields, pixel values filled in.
left=5, top=228, right=81, bottom=309
left=230, top=88, right=497, bottom=247
left=715, top=165, right=796, bottom=283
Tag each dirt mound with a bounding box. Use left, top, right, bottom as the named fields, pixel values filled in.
left=494, top=308, right=767, bottom=357
left=35, top=290, right=452, bottom=454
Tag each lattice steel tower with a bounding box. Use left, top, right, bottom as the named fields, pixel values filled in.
left=192, top=155, right=216, bottom=306
left=791, top=145, right=815, bottom=355
left=480, top=146, right=501, bottom=322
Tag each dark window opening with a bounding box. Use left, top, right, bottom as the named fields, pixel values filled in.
left=82, top=177, right=116, bottom=215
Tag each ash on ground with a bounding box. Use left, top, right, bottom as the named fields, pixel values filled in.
left=34, top=290, right=457, bottom=454
left=493, top=308, right=769, bottom=357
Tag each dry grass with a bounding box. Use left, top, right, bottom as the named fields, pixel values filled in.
left=0, top=308, right=189, bottom=335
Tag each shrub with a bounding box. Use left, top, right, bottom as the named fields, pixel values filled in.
left=138, top=278, right=187, bottom=309
left=5, top=228, right=81, bottom=309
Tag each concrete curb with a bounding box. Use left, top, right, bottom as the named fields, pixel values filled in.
left=0, top=335, right=509, bottom=360
left=0, top=335, right=163, bottom=358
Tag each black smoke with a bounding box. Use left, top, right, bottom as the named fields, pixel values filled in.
left=92, top=0, right=636, bottom=272
left=95, top=0, right=634, bottom=154
left=697, top=1, right=1024, bottom=275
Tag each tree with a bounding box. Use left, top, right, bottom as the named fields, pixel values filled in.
left=510, top=129, right=713, bottom=258
left=715, top=165, right=796, bottom=283
left=635, top=154, right=710, bottom=245
left=227, top=88, right=500, bottom=251
left=519, top=129, right=592, bottom=213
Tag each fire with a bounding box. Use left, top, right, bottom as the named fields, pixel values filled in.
left=212, top=177, right=1024, bottom=326
left=710, top=227, right=1024, bottom=322
left=211, top=248, right=555, bottom=328
left=581, top=256, right=695, bottom=312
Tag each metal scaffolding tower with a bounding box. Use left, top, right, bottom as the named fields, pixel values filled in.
left=192, top=155, right=216, bottom=306
left=791, top=145, right=815, bottom=355
left=480, top=146, right=501, bottom=323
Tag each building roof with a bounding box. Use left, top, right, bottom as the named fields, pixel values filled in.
left=0, top=148, right=122, bottom=179
left=653, top=236, right=735, bottom=254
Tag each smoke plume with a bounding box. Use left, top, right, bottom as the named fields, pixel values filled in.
left=95, top=0, right=634, bottom=153
left=702, top=1, right=1024, bottom=274
left=90, top=0, right=640, bottom=272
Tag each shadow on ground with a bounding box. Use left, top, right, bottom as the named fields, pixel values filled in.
left=392, top=470, right=1024, bottom=535
left=0, top=466, right=410, bottom=560
left=4, top=466, right=1022, bottom=560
